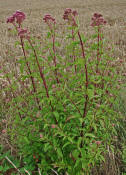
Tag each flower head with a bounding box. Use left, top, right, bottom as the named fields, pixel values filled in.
left=13, top=10, right=26, bottom=25
left=43, top=14, right=56, bottom=30
left=7, top=10, right=26, bottom=26
left=52, top=84, right=56, bottom=89
left=40, top=133, right=43, bottom=138
left=7, top=16, right=15, bottom=23
left=91, top=13, right=107, bottom=27
left=2, top=129, right=6, bottom=134
left=17, top=28, right=30, bottom=39
left=43, top=14, right=55, bottom=23
left=51, top=124, right=57, bottom=129
left=95, top=141, right=102, bottom=145
left=72, top=10, right=78, bottom=17
left=63, top=8, right=78, bottom=27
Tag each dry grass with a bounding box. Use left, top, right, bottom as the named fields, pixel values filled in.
left=0, top=0, right=126, bottom=80
left=0, top=0, right=126, bottom=59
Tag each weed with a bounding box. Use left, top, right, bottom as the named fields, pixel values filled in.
left=0, top=8, right=124, bottom=174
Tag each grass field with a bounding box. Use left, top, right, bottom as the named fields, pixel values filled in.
left=0, top=0, right=126, bottom=59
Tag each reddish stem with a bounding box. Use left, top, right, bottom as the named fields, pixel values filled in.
left=20, top=38, right=41, bottom=110
left=72, top=29, right=77, bottom=73
left=78, top=31, right=89, bottom=146
left=28, top=39, right=49, bottom=99
left=28, top=39, right=58, bottom=124
left=52, top=31, right=59, bottom=84
left=78, top=31, right=88, bottom=115
left=96, top=26, right=100, bottom=73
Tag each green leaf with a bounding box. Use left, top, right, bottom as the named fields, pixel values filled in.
left=100, top=154, right=105, bottom=162
left=74, top=158, right=81, bottom=169
left=85, top=133, right=95, bottom=138
left=0, top=166, right=3, bottom=171
left=24, top=137, right=30, bottom=144
left=63, top=142, right=71, bottom=149
left=87, top=89, right=94, bottom=100
left=57, top=148, right=63, bottom=158
left=53, top=111, right=59, bottom=120
left=44, top=143, right=50, bottom=152
left=47, top=32, right=51, bottom=38
left=72, top=150, right=80, bottom=159
left=3, top=165, right=10, bottom=172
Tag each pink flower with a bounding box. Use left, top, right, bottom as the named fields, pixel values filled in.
left=72, top=10, right=78, bottom=17
left=17, top=28, right=30, bottom=39
left=65, top=8, right=72, bottom=13
left=7, top=10, right=26, bottom=26
left=7, top=16, right=15, bottom=23
left=43, top=14, right=56, bottom=30
left=96, top=104, right=100, bottom=108
left=43, top=14, right=55, bottom=23
left=13, top=10, right=26, bottom=25
left=94, top=13, right=103, bottom=18
left=63, top=8, right=72, bottom=20
left=40, top=134, right=43, bottom=138
left=8, top=27, right=12, bottom=31
left=91, top=13, right=107, bottom=27
left=63, top=8, right=78, bottom=27
left=122, top=73, right=126, bottom=76
left=2, top=129, right=6, bottom=134
left=109, top=93, right=113, bottom=97
left=51, top=124, right=56, bottom=129
left=95, top=141, right=102, bottom=145
left=2, top=119, right=7, bottom=123
left=52, top=84, right=56, bottom=89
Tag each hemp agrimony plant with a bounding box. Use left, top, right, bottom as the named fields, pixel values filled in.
left=2, top=9, right=119, bottom=174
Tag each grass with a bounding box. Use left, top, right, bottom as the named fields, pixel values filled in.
left=0, top=0, right=126, bottom=174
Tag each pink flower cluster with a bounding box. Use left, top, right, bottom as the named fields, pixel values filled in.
left=7, top=11, right=30, bottom=39
left=63, top=8, right=78, bottom=26
left=51, top=124, right=57, bottom=129
left=95, top=141, right=102, bottom=145
left=91, top=13, right=107, bottom=27
left=7, top=10, right=25, bottom=25
left=7, top=16, right=15, bottom=23
left=43, top=14, right=55, bottom=23
left=43, top=14, right=56, bottom=31
left=17, top=28, right=30, bottom=39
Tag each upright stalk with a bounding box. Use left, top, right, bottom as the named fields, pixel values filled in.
left=28, top=39, right=58, bottom=124
left=52, top=29, right=59, bottom=83
left=28, top=39, right=49, bottom=99
left=78, top=31, right=88, bottom=116
left=78, top=31, right=88, bottom=146
left=20, top=38, right=41, bottom=110
left=72, top=28, right=77, bottom=73
left=96, top=26, right=100, bottom=73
